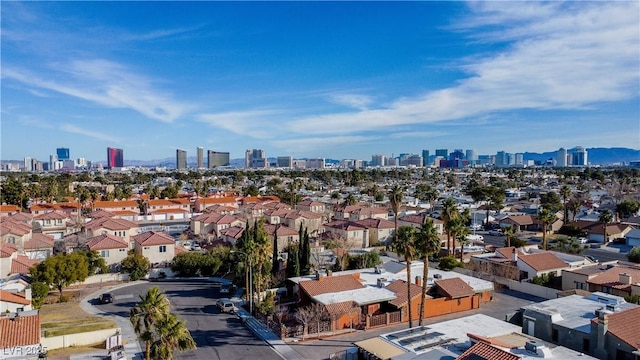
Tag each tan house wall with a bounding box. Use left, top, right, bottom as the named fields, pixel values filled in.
left=135, top=244, right=175, bottom=265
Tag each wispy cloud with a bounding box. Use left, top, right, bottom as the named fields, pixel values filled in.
left=197, top=110, right=282, bottom=139
left=60, top=124, right=119, bottom=143
left=121, top=25, right=205, bottom=42
left=271, top=135, right=376, bottom=154
left=288, top=2, right=639, bottom=135
left=19, top=116, right=53, bottom=129
left=388, top=131, right=448, bottom=139
left=3, top=59, right=193, bottom=123
left=328, top=93, right=374, bottom=110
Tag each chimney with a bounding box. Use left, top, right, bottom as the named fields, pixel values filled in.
left=619, top=273, right=632, bottom=285
left=25, top=288, right=32, bottom=301
left=594, top=310, right=609, bottom=359
left=415, top=276, right=422, bottom=287
left=512, top=248, right=518, bottom=262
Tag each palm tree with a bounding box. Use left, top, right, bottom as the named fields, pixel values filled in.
left=130, top=287, right=171, bottom=360
left=560, top=185, right=571, bottom=224
left=503, top=226, right=515, bottom=248
left=390, top=225, right=417, bottom=328
left=598, top=209, right=613, bottom=243
left=389, top=185, right=404, bottom=245
left=449, top=218, right=470, bottom=262
left=538, top=209, right=557, bottom=250
left=416, top=219, right=441, bottom=326
left=150, top=312, right=196, bottom=360
left=441, top=198, right=458, bottom=256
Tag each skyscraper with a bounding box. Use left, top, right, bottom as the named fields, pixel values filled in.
left=197, top=147, right=204, bottom=168
left=107, top=147, right=124, bottom=169
left=246, top=149, right=267, bottom=168
left=207, top=150, right=230, bottom=168
left=277, top=156, right=293, bottom=168
left=421, top=150, right=430, bottom=166
left=371, top=154, right=386, bottom=167
left=176, top=149, right=187, bottom=170
left=56, top=147, right=70, bottom=160
left=571, top=146, right=588, bottom=166
left=466, top=149, right=478, bottom=165
left=557, top=148, right=567, bottom=167
left=435, top=149, right=448, bottom=157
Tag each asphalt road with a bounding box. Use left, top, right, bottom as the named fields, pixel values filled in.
left=583, top=248, right=629, bottom=262
left=96, top=280, right=281, bottom=360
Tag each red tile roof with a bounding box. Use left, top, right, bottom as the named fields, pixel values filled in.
left=324, top=301, right=360, bottom=316
left=600, top=306, right=640, bottom=349
left=219, top=226, right=245, bottom=239
left=242, top=195, right=280, bottom=204
left=0, top=219, right=32, bottom=236
left=148, top=198, right=190, bottom=206
left=324, top=220, right=367, bottom=231
left=86, top=234, right=129, bottom=250
left=587, top=266, right=640, bottom=292
left=355, top=218, right=395, bottom=229
left=90, top=209, right=116, bottom=219
left=24, top=233, right=54, bottom=250
left=93, top=200, right=139, bottom=208
left=133, top=231, right=174, bottom=246
left=518, top=252, right=567, bottom=272
left=385, top=279, right=424, bottom=307
left=458, top=341, right=520, bottom=360
left=85, top=217, right=138, bottom=232
left=434, top=277, right=475, bottom=298
left=149, top=208, right=188, bottom=214
left=34, top=210, right=69, bottom=220
left=11, top=256, right=39, bottom=275
left=0, top=312, right=41, bottom=348
left=298, top=274, right=365, bottom=297
left=7, top=212, right=32, bottom=222
left=0, top=243, right=18, bottom=258
left=264, top=224, right=298, bottom=237
left=0, top=205, right=21, bottom=213
left=0, top=290, right=30, bottom=305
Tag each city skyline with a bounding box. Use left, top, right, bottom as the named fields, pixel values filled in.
left=2, top=2, right=639, bottom=162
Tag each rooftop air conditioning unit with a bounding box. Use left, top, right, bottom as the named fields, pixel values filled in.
left=377, top=278, right=387, bottom=288
left=433, top=274, right=442, bottom=279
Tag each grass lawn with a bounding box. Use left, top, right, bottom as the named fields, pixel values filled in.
left=40, top=302, right=117, bottom=337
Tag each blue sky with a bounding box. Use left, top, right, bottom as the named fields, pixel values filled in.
left=2, top=1, right=639, bottom=163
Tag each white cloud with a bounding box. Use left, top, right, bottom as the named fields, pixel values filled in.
left=60, top=124, right=119, bottom=143
left=328, top=93, right=374, bottom=110
left=3, top=60, right=193, bottom=123
left=271, top=135, right=376, bottom=154
left=19, top=116, right=53, bottom=129
left=287, top=2, right=639, bottom=135
left=197, top=110, right=282, bottom=139
left=388, top=131, right=448, bottom=139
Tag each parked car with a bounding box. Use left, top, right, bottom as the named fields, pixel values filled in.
left=219, top=300, right=236, bottom=313
left=99, top=293, right=113, bottom=304
left=488, top=229, right=503, bottom=236
left=219, top=283, right=231, bottom=294
left=469, top=223, right=483, bottom=231
left=467, top=234, right=484, bottom=243
left=216, top=297, right=230, bottom=309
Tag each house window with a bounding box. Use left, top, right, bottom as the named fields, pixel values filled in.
left=552, top=328, right=558, bottom=342
left=575, top=282, right=586, bottom=290
left=100, top=250, right=110, bottom=257
left=8, top=237, right=15, bottom=244
left=582, top=339, right=590, bottom=353
left=159, top=245, right=167, bottom=253
left=616, top=349, right=626, bottom=360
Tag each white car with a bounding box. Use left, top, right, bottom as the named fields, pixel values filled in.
left=578, top=237, right=588, bottom=244
left=467, top=234, right=484, bottom=242
left=488, top=229, right=503, bottom=236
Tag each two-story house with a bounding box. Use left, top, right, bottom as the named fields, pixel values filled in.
left=132, top=231, right=175, bottom=266
left=146, top=198, right=191, bottom=221
left=92, top=200, right=140, bottom=221
left=296, top=199, right=327, bottom=214
left=398, top=213, right=444, bottom=234
left=23, top=233, right=54, bottom=260
left=32, top=211, right=72, bottom=240
left=354, top=218, right=396, bottom=246
left=85, top=217, right=139, bottom=245
left=86, top=234, right=130, bottom=270
left=322, top=220, right=370, bottom=249
left=191, top=212, right=244, bottom=237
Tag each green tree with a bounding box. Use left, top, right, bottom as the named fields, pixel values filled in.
left=79, top=249, right=108, bottom=274
left=388, top=185, right=404, bottom=246
left=540, top=191, right=563, bottom=212
left=503, top=226, right=515, bottom=248
left=121, top=253, right=150, bottom=281
left=344, top=193, right=357, bottom=206
left=628, top=247, right=640, bottom=263
left=598, top=209, right=614, bottom=243
left=560, top=185, right=571, bottom=224
left=30, top=252, right=90, bottom=301
left=616, top=201, right=640, bottom=220
left=539, top=209, right=557, bottom=250
left=449, top=218, right=470, bottom=262
left=415, top=183, right=438, bottom=210
left=0, top=176, right=25, bottom=208
left=30, top=282, right=50, bottom=309
left=150, top=312, right=196, bottom=360
left=298, top=225, right=311, bottom=275
left=285, top=245, right=300, bottom=278
left=390, top=225, right=417, bottom=328
left=441, top=198, right=458, bottom=256
left=243, top=184, right=260, bottom=197
left=130, top=287, right=171, bottom=360
left=416, top=219, right=441, bottom=326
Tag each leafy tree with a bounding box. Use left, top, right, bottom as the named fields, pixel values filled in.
left=415, top=219, right=441, bottom=326
left=256, top=291, right=276, bottom=317
left=346, top=252, right=381, bottom=270
left=150, top=312, right=196, bottom=360
left=298, top=226, right=311, bottom=276
left=0, top=176, right=25, bottom=208
left=30, top=252, right=90, bottom=301
left=272, top=226, right=279, bottom=277
left=79, top=249, right=108, bottom=274
left=243, top=184, right=260, bottom=197
left=171, top=252, right=222, bottom=277
left=121, top=253, right=150, bottom=281
left=285, top=245, right=300, bottom=278
left=506, top=236, right=528, bottom=248
left=390, top=225, right=417, bottom=328
left=539, top=209, right=557, bottom=250
left=540, top=191, right=563, bottom=212
left=598, top=209, right=614, bottom=243
left=30, top=282, right=50, bottom=309
left=388, top=185, right=404, bottom=245
left=628, top=247, right=640, bottom=263
left=437, top=256, right=462, bottom=271
left=344, top=193, right=357, bottom=206
left=616, top=201, right=640, bottom=219
left=415, top=183, right=438, bottom=210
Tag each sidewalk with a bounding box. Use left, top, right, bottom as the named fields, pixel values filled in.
left=74, top=281, right=146, bottom=360
left=230, top=290, right=305, bottom=360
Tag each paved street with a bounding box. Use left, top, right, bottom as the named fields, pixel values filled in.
left=96, top=280, right=281, bottom=360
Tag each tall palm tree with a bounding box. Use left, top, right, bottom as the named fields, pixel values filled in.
left=441, top=198, right=458, bottom=256
left=449, top=218, right=470, bottom=262
left=560, top=185, right=571, bottom=224
left=598, top=209, right=613, bottom=243
left=390, top=225, right=417, bottom=328
left=538, top=209, right=557, bottom=250
left=130, top=287, right=171, bottom=360
left=389, top=185, right=404, bottom=245
left=503, top=226, right=515, bottom=248
left=416, top=219, right=441, bottom=326
left=150, top=312, right=196, bottom=360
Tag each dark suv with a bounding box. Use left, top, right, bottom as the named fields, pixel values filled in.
left=99, top=293, right=114, bottom=304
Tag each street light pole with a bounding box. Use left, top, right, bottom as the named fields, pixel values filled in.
left=231, top=250, right=252, bottom=315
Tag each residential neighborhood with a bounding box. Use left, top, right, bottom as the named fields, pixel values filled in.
left=1, top=165, right=639, bottom=360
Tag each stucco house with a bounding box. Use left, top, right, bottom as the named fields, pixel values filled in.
left=132, top=231, right=175, bottom=266
left=86, top=234, right=130, bottom=269
left=84, top=217, right=139, bottom=244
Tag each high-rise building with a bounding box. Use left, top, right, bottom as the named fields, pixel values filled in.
left=56, top=147, right=70, bottom=160
left=370, top=154, right=386, bottom=167
left=435, top=149, right=448, bottom=157
left=49, top=154, right=58, bottom=171
left=245, top=149, right=267, bottom=168
left=197, top=147, right=204, bottom=168
left=107, top=147, right=124, bottom=169
left=207, top=151, right=230, bottom=168
left=514, top=153, right=524, bottom=166
left=495, top=151, right=507, bottom=167
left=421, top=150, right=430, bottom=167
left=557, top=148, right=567, bottom=167
left=406, top=155, right=423, bottom=167
left=277, top=156, right=293, bottom=168
left=571, top=147, right=588, bottom=166
left=176, top=149, right=187, bottom=170
left=466, top=149, right=478, bottom=165
left=306, top=158, right=325, bottom=169
left=23, top=157, right=31, bottom=171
